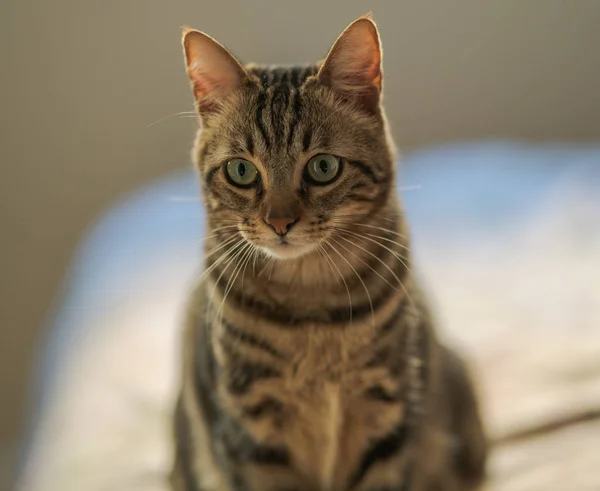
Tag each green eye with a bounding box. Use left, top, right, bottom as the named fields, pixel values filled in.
left=226, top=159, right=259, bottom=187
left=306, top=154, right=341, bottom=184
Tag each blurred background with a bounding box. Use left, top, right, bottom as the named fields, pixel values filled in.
left=1, top=1, right=600, bottom=490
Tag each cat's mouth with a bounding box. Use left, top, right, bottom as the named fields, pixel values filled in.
left=261, top=240, right=317, bottom=260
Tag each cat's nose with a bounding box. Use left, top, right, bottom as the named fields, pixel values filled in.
left=264, top=215, right=299, bottom=236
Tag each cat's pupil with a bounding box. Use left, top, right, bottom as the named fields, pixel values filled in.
left=238, top=164, right=246, bottom=176
left=319, top=160, right=329, bottom=174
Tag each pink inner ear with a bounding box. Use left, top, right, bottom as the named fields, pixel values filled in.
left=188, top=63, right=235, bottom=102
left=183, top=30, right=246, bottom=109
left=320, top=19, right=382, bottom=93
left=345, top=46, right=381, bottom=88
left=188, top=63, right=215, bottom=94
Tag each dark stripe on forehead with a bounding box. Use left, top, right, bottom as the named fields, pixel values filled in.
left=256, top=69, right=270, bottom=87
left=278, top=69, right=289, bottom=83
left=287, top=88, right=303, bottom=147
left=302, top=127, right=312, bottom=152
left=254, top=89, right=271, bottom=148
left=244, top=131, right=255, bottom=155
left=270, top=66, right=288, bottom=84
left=249, top=65, right=317, bottom=88
left=299, top=65, right=318, bottom=83
left=270, top=81, right=291, bottom=142
left=289, top=66, right=302, bottom=86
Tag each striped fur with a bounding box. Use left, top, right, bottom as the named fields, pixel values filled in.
left=172, top=16, right=487, bottom=491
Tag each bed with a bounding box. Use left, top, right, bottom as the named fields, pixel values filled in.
left=15, top=141, right=600, bottom=491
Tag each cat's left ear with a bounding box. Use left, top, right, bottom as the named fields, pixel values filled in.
left=317, top=15, right=382, bottom=113
left=182, top=28, right=248, bottom=113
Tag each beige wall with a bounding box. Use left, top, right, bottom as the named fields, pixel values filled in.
left=1, top=0, right=599, bottom=485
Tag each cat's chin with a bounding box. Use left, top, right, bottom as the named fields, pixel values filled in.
left=261, top=243, right=317, bottom=260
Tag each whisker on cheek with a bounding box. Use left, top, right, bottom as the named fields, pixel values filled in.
left=205, top=234, right=242, bottom=258
left=147, top=110, right=198, bottom=128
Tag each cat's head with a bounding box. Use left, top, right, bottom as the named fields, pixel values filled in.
left=182, top=15, right=396, bottom=260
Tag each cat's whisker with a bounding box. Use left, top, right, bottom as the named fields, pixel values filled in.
left=241, top=243, right=260, bottom=297
left=204, top=250, right=238, bottom=327
left=352, top=230, right=412, bottom=255
left=251, top=246, right=260, bottom=276
left=316, top=244, right=341, bottom=287
left=257, top=254, right=275, bottom=278
left=210, top=224, right=240, bottom=234
left=328, top=225, right=410, bottom=251
left=215, top=242, right=255, bottom=328
left=204, top=233, right=242, bottom=258
left=197, top=245, right=245, bottom=339
left=209, top=241, right=252, bottom=324
left=331, top=220, right=408, bottom=241
left=337, top=228, right=411, bottom=257
left=328, top=235, right=399, bottom=292
left=229, top=243, right=255, bottom=294
left=197, top=238, right=245, bottom=286
left=208, top=217, right=242, bottom=225
left=193, top=227, right=239, bottom=244
left=210, top=224, right=237, bottom=230
left=339, top=229, right=412, bottom=273
left=208, top=221, right=242, bottom=229
left=335, top=233, right=405, bottom=288
left=202, top=241, right=244, bottom=279
left=147, top=110, right=198, bottom=128
left=268, top=256, right=276, bottom=281
left=337, top=230, right=415, bottom=309
left=325, top=239, right=375, bottom=329
left=333, top=211, right=404, bottom=218
left=378, top=216, right=400, bottom=224
left=320, top=241, right=353, bottom=326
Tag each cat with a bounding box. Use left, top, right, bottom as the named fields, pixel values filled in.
left=171, top=14, right=487, bottom=491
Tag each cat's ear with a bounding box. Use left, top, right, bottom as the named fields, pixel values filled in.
left=182, top=28, right=248, bottom=112
left=317, top=15, right=382, bottom=113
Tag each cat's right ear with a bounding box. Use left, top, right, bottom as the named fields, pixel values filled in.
left=182, top=28, right=247, bottom=113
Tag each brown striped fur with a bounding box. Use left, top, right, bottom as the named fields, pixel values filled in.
left=171, top=15, right=487, bottom=491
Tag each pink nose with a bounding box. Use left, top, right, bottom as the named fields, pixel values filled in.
left=264, top=216, right=298, bottom=236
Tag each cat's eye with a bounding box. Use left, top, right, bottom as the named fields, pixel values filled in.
left=305, top=154, right=341, bottom=184
left=226, top=159, right=259, bottom=187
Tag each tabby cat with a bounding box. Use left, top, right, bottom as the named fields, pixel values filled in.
left=172, top=15, right=487, bottom=491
